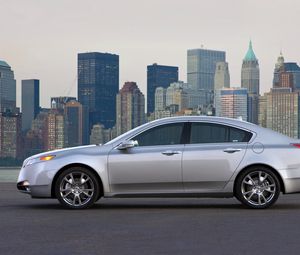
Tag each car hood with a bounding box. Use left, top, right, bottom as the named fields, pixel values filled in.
left=24, top=144, right=108, bottom=162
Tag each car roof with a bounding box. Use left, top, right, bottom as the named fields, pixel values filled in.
left=148, top=116, right=257, bottom=130
left=107, top=116, right=296, bottom=145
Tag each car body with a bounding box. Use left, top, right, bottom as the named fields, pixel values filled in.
left=17, top=116, right=300, bottom=209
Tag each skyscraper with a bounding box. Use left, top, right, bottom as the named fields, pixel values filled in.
left=0, top=111, right=21, bottom=159
left=215, top=87, right=248, bottom=121
left=116, top=82, right=145, bottom=135
left=187, top=48, right=226, bottom=105
left=273, top=52, right=300, bottom=90
left=0, top=60, right=16, bottom=112
left=214, top=62, right=230, bottom=91
left=147, top=63, right=178, bottom=114
left=166, top=83, right=189, bottom=111
left=241, top=41, right=260, bottom=124
left=78, top=52, right=119, bottom=130
left=21, top=79, right=40, bottom=131
left=214, top=62, right=230, bottom=110
left=46, top=109, right=66, bottom=150
left=154, top=87, right=166, bottom=111
left=259, top=88, right=300, bottom=138
left=64, top=100, right=89, bottom=147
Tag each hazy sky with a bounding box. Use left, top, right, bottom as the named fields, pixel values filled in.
left=1, top=0, right=300, bottom=108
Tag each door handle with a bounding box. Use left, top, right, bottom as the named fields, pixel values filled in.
left=223, top=148, right=242, bottom=153
left=162, top=150, right=181, bottom=156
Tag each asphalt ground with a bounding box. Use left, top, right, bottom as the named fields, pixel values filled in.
left=1, top=183, right=300, bottom=255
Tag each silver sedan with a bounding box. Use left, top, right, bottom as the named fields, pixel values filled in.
left=17, top=116, right=300, bottom=209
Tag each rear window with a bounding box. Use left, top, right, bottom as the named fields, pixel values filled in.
left=190, top=122, right=252, bottom=144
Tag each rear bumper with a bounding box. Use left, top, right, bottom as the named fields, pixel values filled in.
left=283, top=178, right=300, bottom=194
left=279, top=168, right=300, bottom=193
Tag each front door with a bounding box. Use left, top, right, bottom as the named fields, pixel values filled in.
left=108, top=122, right=186, bottom=194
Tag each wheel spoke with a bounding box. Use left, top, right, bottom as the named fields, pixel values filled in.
left=81, top=176, right=90, bottom=185
left=260, top=194, right=267, bottom=204
left=243, top=176, right=255, bottom=186
left=62, top=190, right=72, bottom=197
left=264, top=188, right=275, bottom=194
left=246, top=191, right=255, bottom=201
left=82, top=190, right=92, bottom=197
left=72, top=195, right=77, bottom=205
left=258, top=194, right=262, bottom=205
left=78, top=195, right=82, bottom=205
left=64, top=177, right=73, bottom=185
left=70, top=173, right=76, bottom=185
left=242, top=190, right=253, bottom=195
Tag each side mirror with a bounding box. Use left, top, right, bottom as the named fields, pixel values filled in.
left=117, top=140, right=138, bottom=150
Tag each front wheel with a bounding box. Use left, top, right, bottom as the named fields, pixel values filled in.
left=235, top=167, right=281, bottom=209
left=55, top=167, right=100, bottom=209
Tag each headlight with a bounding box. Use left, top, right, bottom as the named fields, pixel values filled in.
left=25, top=155, right=56, bottom=167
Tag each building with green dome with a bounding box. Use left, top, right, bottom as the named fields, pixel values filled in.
left=241, top=41, right=260, bottom=124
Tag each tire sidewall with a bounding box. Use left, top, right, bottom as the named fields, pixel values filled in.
left=55, top=167, right=100, bottom=209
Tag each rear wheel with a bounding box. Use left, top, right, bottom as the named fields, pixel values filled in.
left=235, top=167, right=281, bottom=209
left=55, top=167, right=100, bottom=209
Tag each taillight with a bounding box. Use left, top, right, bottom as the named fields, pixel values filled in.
left=291, top=143, right=300, bottom=148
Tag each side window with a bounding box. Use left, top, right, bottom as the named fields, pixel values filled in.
left=229, top=127, right=252, bottom=142
left=132, top=123, right=184, bottom=147
left=190, top=122, right=253, bottom=144
left=190, top=123, right=228, bottom=143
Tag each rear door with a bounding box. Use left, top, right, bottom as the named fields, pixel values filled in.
left=182, top=122, right=252, bottom=192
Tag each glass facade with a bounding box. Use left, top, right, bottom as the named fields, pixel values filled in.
left=187, top=49, right=226, bottom=104
left=78, top=52, right=119, bottom=130
left=21, top=79, right=40, bottom=131
left=0, top=60, right=16, bottom=113
left=147, top=64, right=178, bottom=114
left=215, top=88, right=248, bottom=121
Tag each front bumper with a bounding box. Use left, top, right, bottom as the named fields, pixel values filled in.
left=17, top=180, right=31, bottom=194
left=17, top=162, right=56, bottom=198
left=17, top=180, right=52, bottom=198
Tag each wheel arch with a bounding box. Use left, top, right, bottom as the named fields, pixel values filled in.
left=51, top=163, right=104, bottom=198
left=234, top=163, right=285, bottom=194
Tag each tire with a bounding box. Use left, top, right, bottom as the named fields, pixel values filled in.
left=235, top=166, right=281, bottom=209
left=55, top=167, right=100, bottom=209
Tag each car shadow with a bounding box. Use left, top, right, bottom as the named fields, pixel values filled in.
left=16, top=199, right=300, bottom=211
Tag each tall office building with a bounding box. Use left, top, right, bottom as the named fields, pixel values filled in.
left=259, top=88, right=300, bottom=138
left=64, top=100, right=89, bottom=147
left=78, top=52, right=119, bottom=130
left=214, top=62, right=230, bottom=116
left=0, top=111, right=21, bottom=159
left=46, top=109, right=66, bottom=150
left=214, top=62, right=230, bottom=90
left=21, top=79, right=40, bottom=131
left=0, top=60, right=16, bottom=112
left=215, top=87, right=248, bottom=121
left=187, top=48, right=226, bottom=105
left=273, top=52, right=300, bottom=90
left=166, top=83, right=189, bottom=111
left=147, top=63, right=178, bottom=114
left=241, top=41, right=260, bottom=124
left=23, top=110, right=49, bottom=158
left=155, top=87, right=167, bottom=111
left=116, top=82, right=145, bottom=135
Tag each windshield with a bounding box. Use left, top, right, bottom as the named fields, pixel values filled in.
left=105, top=122, right=151, bottom=145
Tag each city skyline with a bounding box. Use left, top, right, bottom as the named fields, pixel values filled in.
left=1, top=0, right=300, bottom=108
